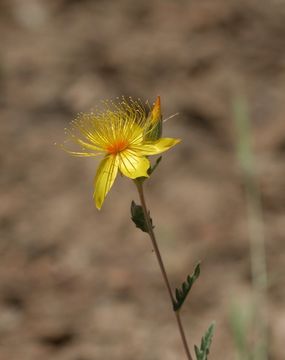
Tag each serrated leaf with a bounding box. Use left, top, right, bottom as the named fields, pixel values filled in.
left=173, top=262, right=200, bottom=311
left=194, top=323, right=215, bottom=360
left=130, top=201, right=153, bottom=233
left=147, top=156, right=162, bottom=176
left=175, top=288, right=180, bottom=301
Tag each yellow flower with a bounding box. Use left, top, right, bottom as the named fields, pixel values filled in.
left=63, top=96, right=180, bottom=209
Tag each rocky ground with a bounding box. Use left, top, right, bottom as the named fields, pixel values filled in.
left=1, top=0, right=285, bottom=359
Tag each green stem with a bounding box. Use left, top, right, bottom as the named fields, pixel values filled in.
left=233, top=95, right=268, bottom=360
left=245, top=173, right=268, bottom=360
left=135, top=181, right=193, bottom=360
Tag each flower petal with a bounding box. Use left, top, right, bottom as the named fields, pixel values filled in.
left=118, top=150, right=150, bottom=179
left=133, top=137, right=181, bottom=155
left=94, top=155, right=119, bottom=209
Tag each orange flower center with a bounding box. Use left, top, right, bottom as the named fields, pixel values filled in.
left=106, top=139, right=129, bottom=155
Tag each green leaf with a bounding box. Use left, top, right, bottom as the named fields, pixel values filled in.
left=130, top=201, right=153, bottom=233
left=147, top=156, right=162, bottom=175
left=194, top=323, right=215, bottom=360
left=173, top=262, right=200, bottom=311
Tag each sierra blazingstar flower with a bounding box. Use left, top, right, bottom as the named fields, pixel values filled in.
left=63, top=96, right=180, bottom=209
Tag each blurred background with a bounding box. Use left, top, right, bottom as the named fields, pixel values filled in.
left=1, top=0, right=285, bottom=359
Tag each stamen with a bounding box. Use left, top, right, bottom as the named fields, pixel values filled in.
left=163, top=112, right=179, bottom=123
left=106, top=139, right=129, bottom=155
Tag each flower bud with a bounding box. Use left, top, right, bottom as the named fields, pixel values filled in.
left=145, top=96, right=162, bottom=141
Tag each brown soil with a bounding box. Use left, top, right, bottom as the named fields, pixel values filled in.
left=1, top=0, right=285, bottom=359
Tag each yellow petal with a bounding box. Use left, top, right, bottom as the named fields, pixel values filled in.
left=118, top=150, right=150, bottom=179
left=94, top=155, right=119, bottom=209
left=133, top=137, right=181, bottom=156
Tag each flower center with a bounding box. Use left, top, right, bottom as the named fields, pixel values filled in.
left=106, top=139, right=129, bottom=155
